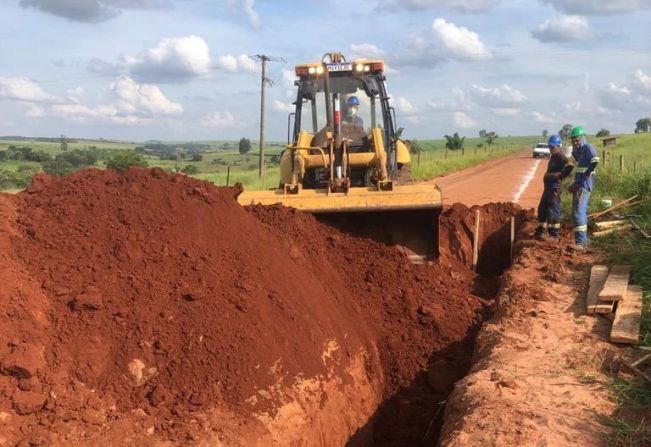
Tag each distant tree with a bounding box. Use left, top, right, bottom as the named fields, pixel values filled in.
left=407, top=139, right=422, bottom=154
left=238, top=137, right=251, bottom=154
left=191, top=153, right=203, bottom=162
left=559, top=124, right=574, bottom=140
left=596, top=128, right=611, bottom=138
left=42, top=159, right=76, bottom=176
left=485, top=131, right=499, bottom=147
left=542, top=129, right=548, bottom=139
left=634, top=117, right=651, bottom=133
left=478, top=129, right=487, bottom=138
left=444, top=132, right=465, bottom=150
left=181, top=164, right=199, bottom=175
left=105, top=151, right=148, bottom=173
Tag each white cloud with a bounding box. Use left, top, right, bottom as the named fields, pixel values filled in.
left=531, top=111, right=554, bottom=124
left=127, top=35, right=212, bottom=82
left=25, top=104, right=45, bottom=118
left=469, top=84, right=527, bottom=107
left=217, top=54, right=256, bottom=73
left=200, top=111, right=238, bottom=128
left=540, top=0, right=648, bottom=15
left=491, top=107, right=520, bottom=117
left=531, top=15, right=590, bottom=42
left=226, top=0, right=261, bottom=29
left=633, top=69, right=651, bottom=92
left=564, top=101, right=582, bottom=112
left=111, top=76, right=183, bottom=116
left=0, top=77, right=54, bottom=102
left=349, top=43, right=385, bottom=59
left=432, top=18, right=491, bottom=60
left=453, top=111, right=476, bottom=128
left=376, top=0, right=499, bottom=12
left=393, top=96, right=418, bottom=114
left=273, top=100, right=294, bottom=113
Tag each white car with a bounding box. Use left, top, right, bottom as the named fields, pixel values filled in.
left=532, top=143, right=550, bottom=158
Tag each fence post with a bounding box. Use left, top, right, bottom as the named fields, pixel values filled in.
left=462, top=147, right=465, bottom=157
left=445, top=148, right=448, bottom=159
left=474, top=147, right=478, bottom=156
left=226, top=165, right=230, bottom=186
left=619, top=155, right=624, bottom=173
left=633, top=160, right=637, bottom=173
left=417, top=150, right=421, bottom=166
left=602, top=149, right=607, bottom=166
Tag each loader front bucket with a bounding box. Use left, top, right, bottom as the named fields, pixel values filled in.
left=237, top=184, right=443, bottom=262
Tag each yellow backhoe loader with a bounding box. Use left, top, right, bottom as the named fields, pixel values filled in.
left=237, top=52, right=442, bottom=260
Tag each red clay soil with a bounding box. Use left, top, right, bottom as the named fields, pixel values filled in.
left=0, top=168, right=517, bottom=446
left=439, top=202, right=531, bottom=276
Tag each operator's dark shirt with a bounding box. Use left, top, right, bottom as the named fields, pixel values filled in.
left=544, top=152, right=573, bottom=191
left=345, top=115, right=363, bottom=127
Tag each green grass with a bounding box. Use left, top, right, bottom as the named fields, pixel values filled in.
left=411, top=143, right=524, bottom=180
left=574, top=132, right=651, bottom=447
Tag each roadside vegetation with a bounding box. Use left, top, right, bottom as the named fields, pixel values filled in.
left=558, top=132, right=651, bottom=446
left=0, top=135, right=540, bottom=192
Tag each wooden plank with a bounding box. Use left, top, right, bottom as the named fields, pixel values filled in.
left=610, top=285, right=644, bottom=344
left=586, top=265, right=609, bottom=314
left=589, top=195, right=638, bottom=219
left=599, top=265, right=632, bottom=302
left=472, top=209, right=480, bottom=272
left=595, top=220, right=628, bottom=230
left=593, top=224, right=633, bottom=237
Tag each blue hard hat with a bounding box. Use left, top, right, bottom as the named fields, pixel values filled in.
left=347, top=96, right=360, bottom=106
left=548, top=134, right=562, bottom=147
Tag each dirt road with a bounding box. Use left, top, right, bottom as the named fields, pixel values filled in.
left=433, top=149, right=547, bottom=209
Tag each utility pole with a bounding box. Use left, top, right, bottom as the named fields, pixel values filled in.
left=253, top=54, right=284, bottom=181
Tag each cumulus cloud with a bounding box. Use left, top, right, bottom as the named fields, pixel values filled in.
left=217, top=54, right=256, bottom=73
left=349, top=43, right=385, bottom=59
left=111, top=75, right=183, bottom=116
left=491, top=107, right=520, bottom=117
left=226, top=0, right=261, bottom=29
left=200, top=111, right=238, bottom=128
left=398, top=18, right=491, bottom=67
left=634, top=69, right=651, bottom=92
left=376, top=0, right=499, bottom=13
left=20, top=0, right=175, bottom=23
left=432, top=18, right=491, bottom=60
left=531, top=111, right=554, bottom=123
left=531, top=15, right=590, bottom=42
left=50, top=76, right=182, bottom=125
left=0, top=77, right=55, bottom=102
left=453, top=111, right=476, bottom=128
left=469, top=84, right=527, bottom=107
left=393, top=96, right=418, bottom=114
left=540, top=0, right=648, bottom=15
left=273, top=100, right=294, bottom=113
left=126, top=35, right=212, bottom=82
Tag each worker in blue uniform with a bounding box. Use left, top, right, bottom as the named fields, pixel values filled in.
left=568, top=126, right=599, bottom=251
left=535, top=134, right=574, bottom=240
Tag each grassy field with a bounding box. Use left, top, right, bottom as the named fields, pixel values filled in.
left=0, top=135, right=537, bottom=192
left=560, top=133, right=651, bottom=446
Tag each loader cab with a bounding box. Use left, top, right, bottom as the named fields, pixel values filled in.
left=289, top=59, right=400, bottom=186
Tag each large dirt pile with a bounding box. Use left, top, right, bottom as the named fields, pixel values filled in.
left=0, top=168, right=492, bottom=446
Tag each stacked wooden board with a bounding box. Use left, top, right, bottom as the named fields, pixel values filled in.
left=585, top=264, right=645, bottom=344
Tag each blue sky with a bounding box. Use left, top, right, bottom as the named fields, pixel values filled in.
left=1, top=0, right=650, bottom=141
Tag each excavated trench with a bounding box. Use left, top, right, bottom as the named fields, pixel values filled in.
left=0, top=169, right=530, bottom=446
left=336, top=202, right=528, bottom=447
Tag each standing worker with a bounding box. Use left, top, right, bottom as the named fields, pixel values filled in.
left=568, top=126, right=599, bottom=251
left=535, top=134, right=574, bottom=240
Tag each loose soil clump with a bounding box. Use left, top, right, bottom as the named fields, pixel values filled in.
left=0, top=168, right=523, bottom=445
